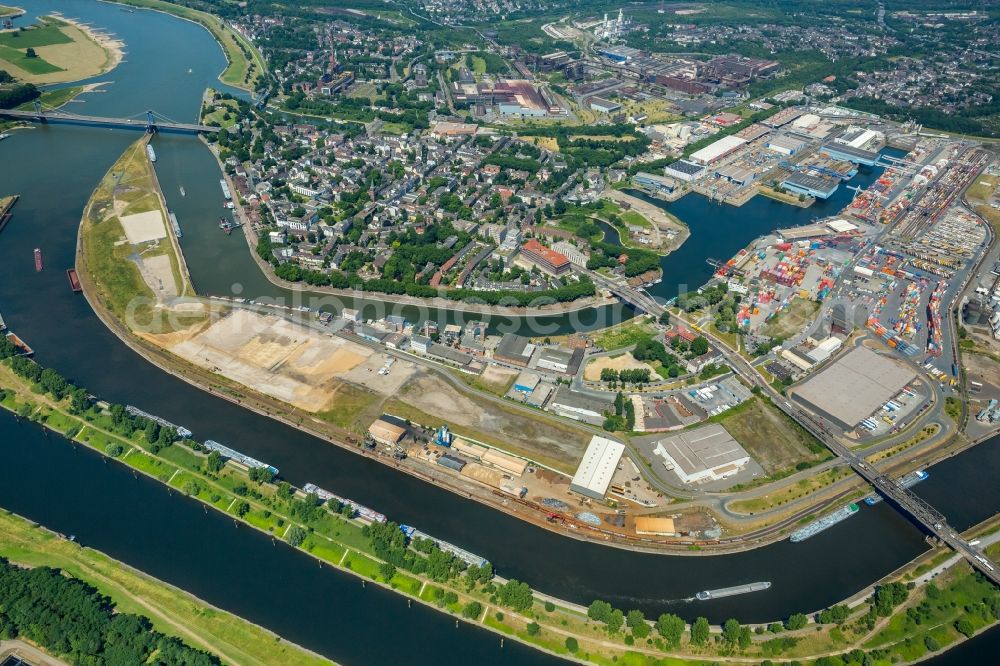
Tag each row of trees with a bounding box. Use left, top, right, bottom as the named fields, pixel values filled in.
left=603, top=390, right=635, bottom=432
left=599, top=367, right=651, bottom=385
left=0, top=558, right=218, bottom=664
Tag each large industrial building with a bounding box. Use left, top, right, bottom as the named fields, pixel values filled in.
left=651, top=424, right=751, bottom=484
left=495, top=333, right=535, bottom=367
left=663, top=160, right=705, bottom=182
left=570, top=435, right=626, bottom=499
left=688, top=135, right=747, bottom=166
left=782, top=172, right=840, bottom=199
left=821, top=143, right=880, bottom=167
left=549, top=385, right=613, bottom=425
left=634, top=172, right=676, bottom=195
left=791, top=346, right=917, bottom=430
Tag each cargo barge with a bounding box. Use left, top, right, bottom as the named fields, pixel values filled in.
left=696, top=581, right=771, bottom=601
left=204, top=439, right=278, bottom=475
left=220, top=179, right=231, bottom=200
left=33, top=248, right=42, bottom=272
left=125, top=405, right=192, bottom=439
left=4, top=331, right=33, bottom=357
left=146, top=144, right=156, bottom=162
left=66, top=268, right=82, bottom=293
left=864, top=470, right=928, bottom=505
left=790, top=503, right=859, bottom=542
left=303, top=482, right=385, bottom=524
left=168, top=211, right=182, bottom=238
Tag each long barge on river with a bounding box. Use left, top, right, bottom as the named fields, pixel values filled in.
left=696, top=581, right=771, bottom=601
left=204, top=440, right=278, bottom=475
left=125, top=405, right=192, bottom=439
left=66, top=269, right=82, bottom=292
left=0, top=194, right=18, bottom=233
left=790, top=503, right=859, bottom=543
left=168, top=211, right=182, bottom=238
left=303, top=482, right=385, bottom=524
left=4, top=331, right=33, bottom=357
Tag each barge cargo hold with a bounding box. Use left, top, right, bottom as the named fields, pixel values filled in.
left=66, top=269, right=82, bottom=292
left=303, top=482, right=386, bottom=524
left=864, top=470, right=928, bottom=506
left=696, top=581, right=771, bottom=601
left=204, top=439, right=278, bottom=475
left=33, top=248, right=42, bottom=272
left=125, top=405, right=192, bottom=439
left=220, top=179, right=231, bottom=200
left=5, top=331, right=33, bottom=357
left=790, top=503, right=860, bottom=543
left=168, top=211, right=182, bottom=238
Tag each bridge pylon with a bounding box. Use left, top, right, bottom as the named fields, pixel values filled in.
left=145, top=110, right=157, bottom=133
left=33, top=100, right=45, bottom=122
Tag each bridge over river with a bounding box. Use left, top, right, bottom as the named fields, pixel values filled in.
left=0, top=105, right=216, bottom=134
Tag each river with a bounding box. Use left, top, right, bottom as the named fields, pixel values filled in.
left=1, top=0, right=1000, bottom=663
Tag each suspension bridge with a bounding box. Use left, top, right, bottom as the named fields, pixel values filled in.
left=0, top=102, right=217, bottom=133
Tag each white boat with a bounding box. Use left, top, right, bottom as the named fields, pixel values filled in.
left=179, top=185, right=186, bottom=197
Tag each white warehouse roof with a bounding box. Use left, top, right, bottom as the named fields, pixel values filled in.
left=570, top=435, right=625, bottom=499
left=689, top=135, right=747, bottom=165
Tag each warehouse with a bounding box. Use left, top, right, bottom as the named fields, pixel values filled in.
left=688, top=135, right=748, bottom=166
left=791, top=346, right=917, bottom=430
left=589, top=96, right=622, bottom=114
left=495, top=333, right=535, bottom=367
left=766, top=134, right=808, bottom=156
left=481, top=449, right=529, bottom=477
left=782, top=172, right=840, bottom=199
left=663, top=160, right=705, bottom=183
left=537, top=347, right=583, bottom=375
left=633, top=172, right=676, bottom=195
left=369, top=418, right=407, bottom=446
left=820, top=143, right=879, bottom=167
left=549, top=385, right=612, bottom=425
left=651, top=423, right=751, bottom=484
left=513, top=371, right=540, bottom=394
left=634, top=516, right=677, bottom=536
left=570, top=435, right=626, bottom=499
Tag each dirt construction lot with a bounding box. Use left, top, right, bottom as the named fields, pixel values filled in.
left=718, top=397, right=826, bottom=474
left=584, top=352, right=654, bottom=381
left=165, top=309, right=375, bottom=411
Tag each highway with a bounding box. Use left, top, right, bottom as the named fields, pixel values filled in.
left=0, top=108, right=216, bottom=133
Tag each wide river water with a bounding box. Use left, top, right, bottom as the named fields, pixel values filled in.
left=1, top=1, right=1000, bottom=663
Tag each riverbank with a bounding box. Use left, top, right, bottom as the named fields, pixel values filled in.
left=0, top=508, right=333, bottom=666
left=0, top=5, right=23, bottom=18
left=107, top=0, right=264, bottom=91
left=601, top=189, right=690, bottom=254
left=2, top=353, right=997, bottom=666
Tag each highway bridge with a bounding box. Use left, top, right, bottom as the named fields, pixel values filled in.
left=596, top=272, right=1000, bottom=586
left=0, top=106, right=217, bottom=133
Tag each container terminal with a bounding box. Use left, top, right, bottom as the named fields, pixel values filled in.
left=790, top=503, right=860, bottom=542
left=125, top=405, right=192, bottom=439
left=203, top=439, right=278, bottom=475
left=168, top=211, right=182, bottom=238
left=864, top=470, right=928, bottom=506
left=695, top=581, right=771, bottom=601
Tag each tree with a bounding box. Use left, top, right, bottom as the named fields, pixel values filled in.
left=25, top=47, right=37, bottom=59
left=564, top=637, right=578, bottom=653
left=235, top=501, right=250, bottom=518
left=785, top=613, right=808, bottom=631
left=379, top=562, right=396, bottom=581
left=497, top=579, right=533, bottom=613
left=690, top=616, right=710, bottom=646
left=526, top=622, right=541, bottom=636
left=690, top=336, right=709, bottom=356
left=954, top=618, right=975, bottom=638
left=462, top=601, right=483, bottom=619
left=286, top=526, right=306, bottom=547
left=588, top=600, right=613, bottom=623
left=607, top=608, right=624, bottom=634
left=248, top=466, right=275, bottom=484
left=656, top=613, right=685, bottom=648
left=205, top=451, right=224, bottom=473
left=722, top=618, right=741, bottom=646
left=627, top=609, right=649, bottom=638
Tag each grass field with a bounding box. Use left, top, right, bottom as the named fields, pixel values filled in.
left=17, top=84, right=83, bottom=110
left=965, top=173, right=1000, bottom=230
left=593, top=318, right=657, bottom=351
left=0, top=510, right=333, bottom=666
left=727, top=467, right=854, bottom=513
left=0, top=5, right=22, bottom=17
left=718, top=396, right=829, bottom=474
left=0, top=16, right=113, bottom=83
left=115, top=0, right=265, bottom=90
left=760, top=298, right=820, bottom=340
